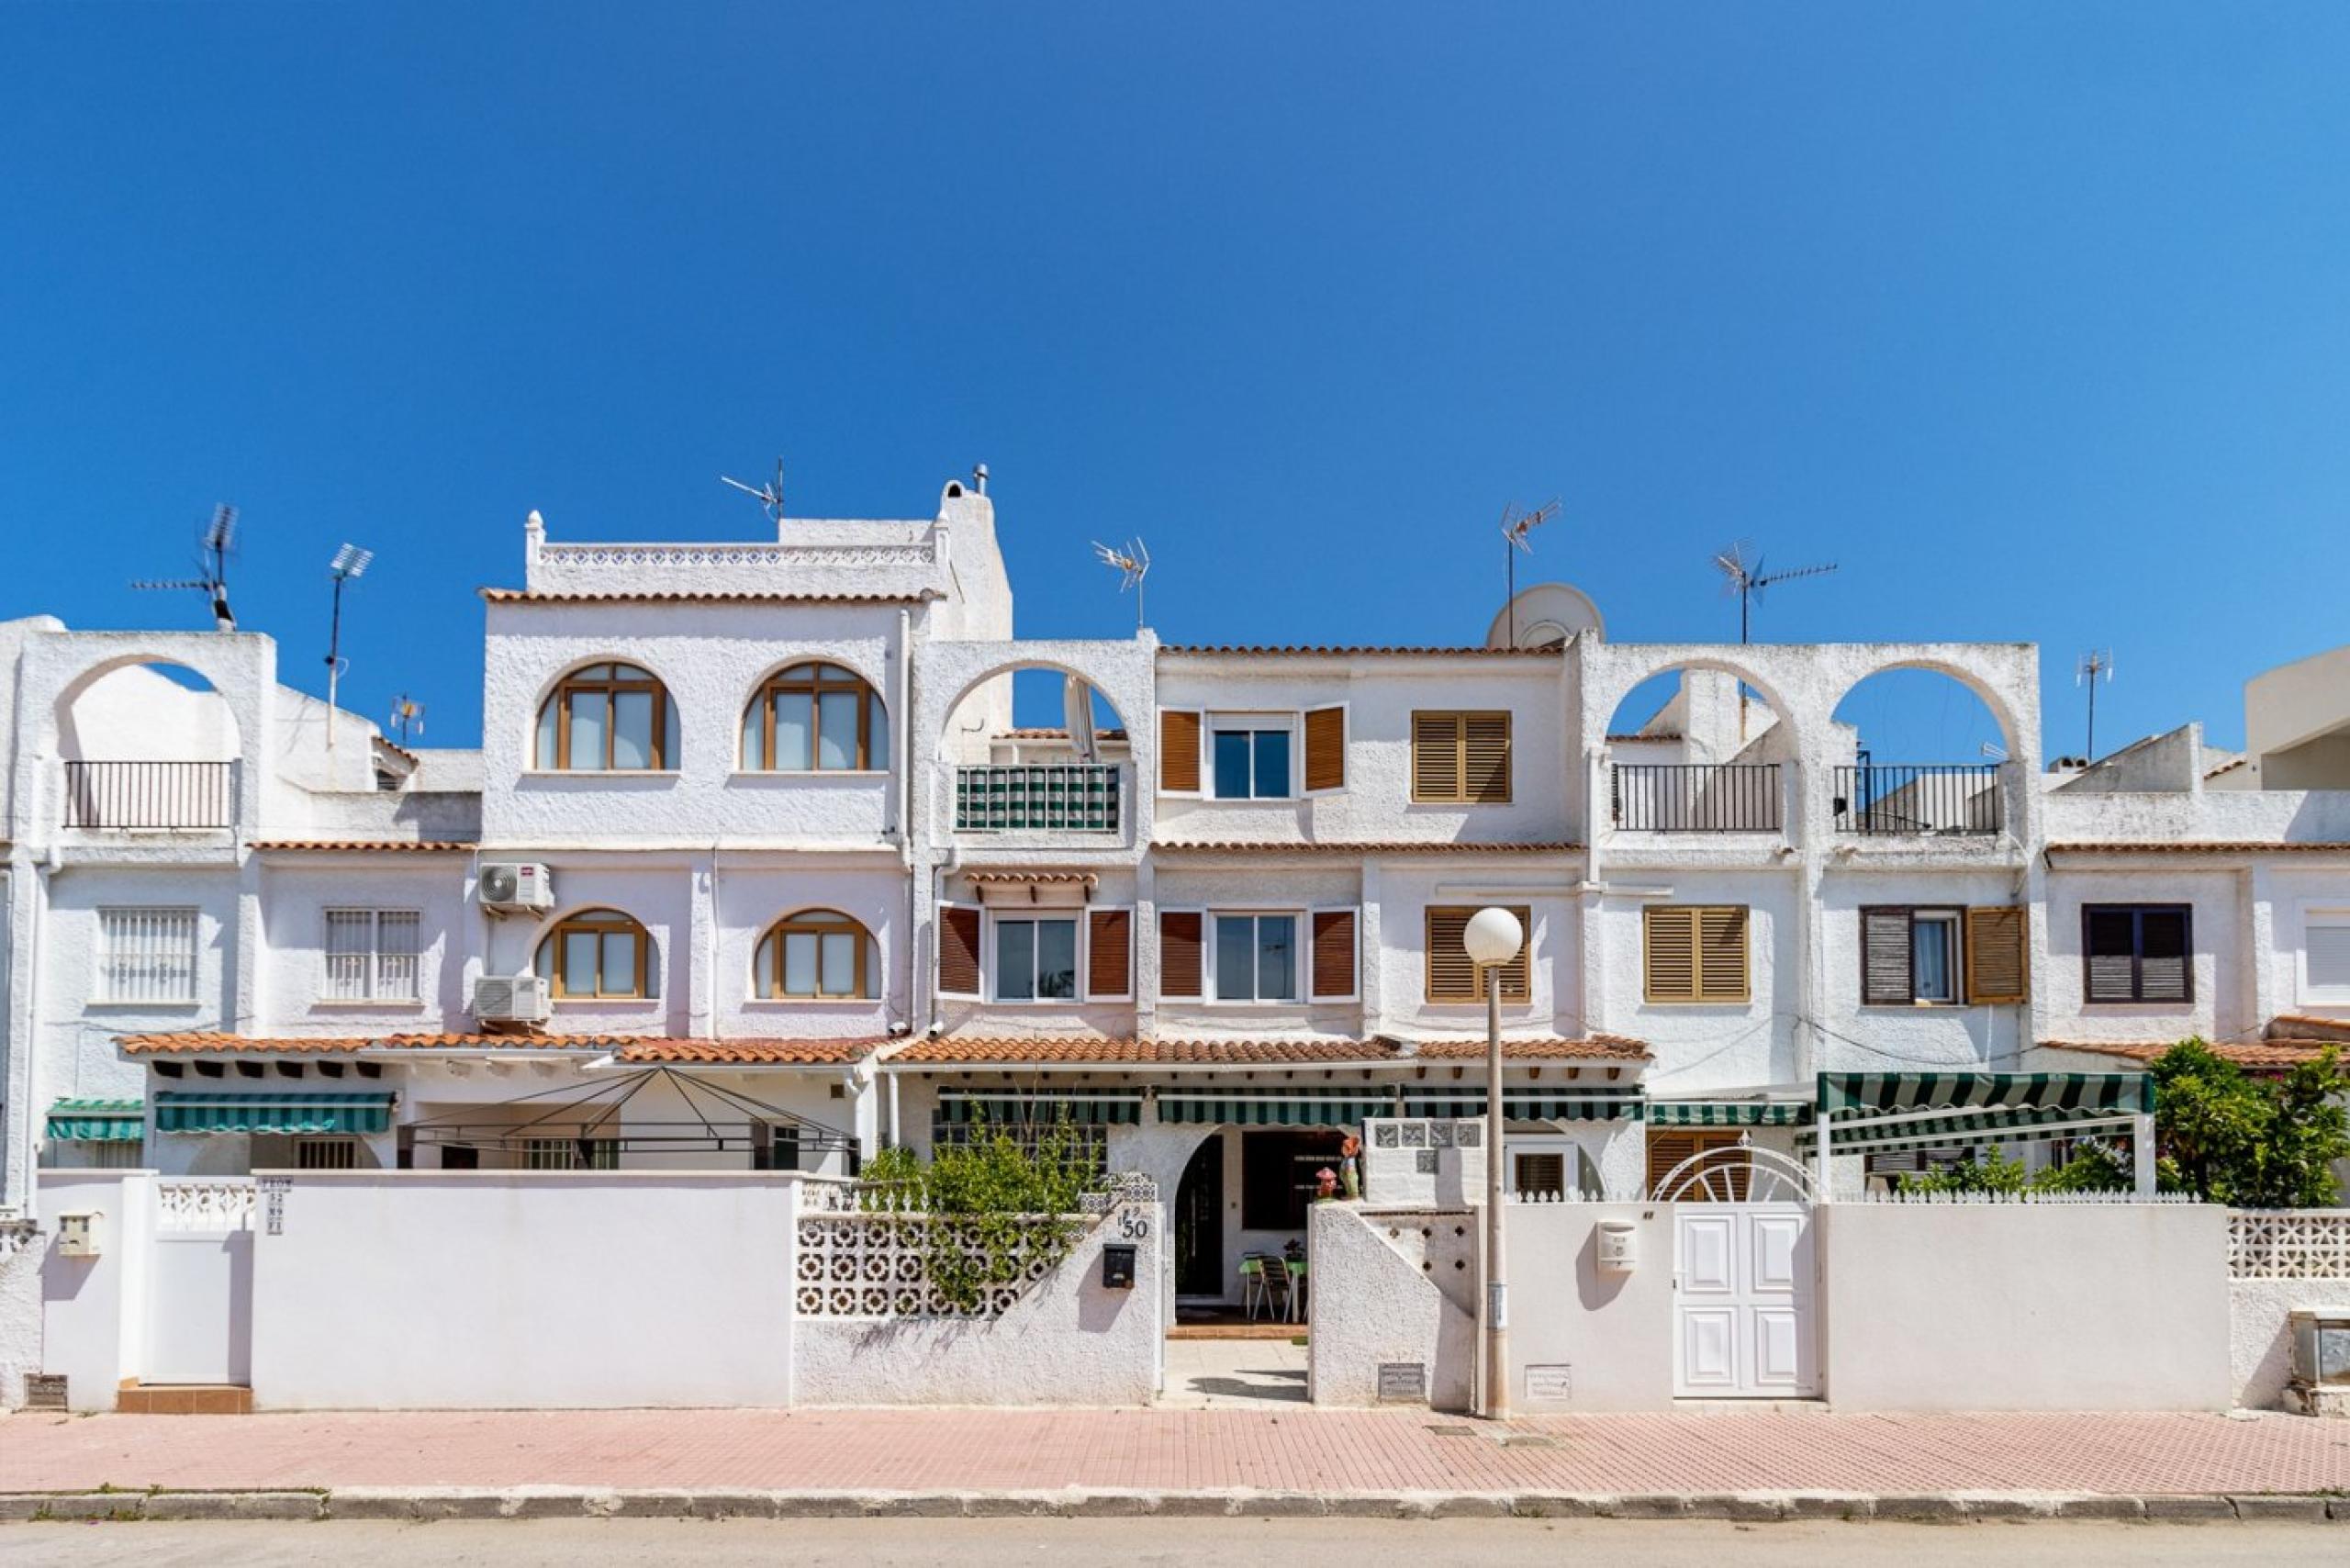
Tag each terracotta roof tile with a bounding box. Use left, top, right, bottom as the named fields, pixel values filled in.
left=249, top=840, right=476, bottom=854
left=994, top=728, right=1130, bottom=741
left=481, top=588, right=937, bottom=605
left=1161, top=644, right=1561, bottom=658
left=2045, top=841, right=2350, bottom=857
left=1152, top=839, right=1581, bottom=856
left=1410, top=1035, right=1651, bottom=1062
left=120, top=1032, right=375, bottom=1056
left=2265, top=1014, right=2350, bottom=1041
left=889, top=1036, right=1395, bottom=1066
left=2203, top=756, right=2250, bottom=778
left=2042, top=1037, right=2339, bottom=1070
left=371, top=734, right=421, bottom=767
left=962, top=870, right=1101, bottom=885
left=616, top=1037, right=879, bottom=1065
left=118, top=1031, right=877, bottom=1063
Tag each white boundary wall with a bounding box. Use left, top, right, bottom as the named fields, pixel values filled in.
left=249, top=1171, right=801, bottom=1409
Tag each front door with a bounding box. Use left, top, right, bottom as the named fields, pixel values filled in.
left=1673, top=1204, right=1816, bottom=1397
left=1174, top=1135, right=1224, bottom=1296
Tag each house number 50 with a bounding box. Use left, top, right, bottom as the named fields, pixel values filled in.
left=1118, top=1209, right=1151, bottom=1239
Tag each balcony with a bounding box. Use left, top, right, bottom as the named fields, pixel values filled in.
left=1610, top=763, right=1783, bottom=832
left=955, top=764, right=1122, bottom=834
left=62, top=760, right=235, bottom=830
left=1833, top=764, right=2003, bottom=835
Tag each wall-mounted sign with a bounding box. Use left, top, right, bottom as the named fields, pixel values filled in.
left=1526, top=1364, right=1572, bottom=1403
left=1377, top=1361, right=1427, bottom=1403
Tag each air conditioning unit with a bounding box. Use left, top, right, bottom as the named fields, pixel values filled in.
left=473, top=974, right=551, bottom=1025
left=477, top=862, right=552, bottom=913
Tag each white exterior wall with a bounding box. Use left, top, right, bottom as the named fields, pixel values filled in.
left=258, top=860, right=473, bottom=1033
left=2040, top=867, right=2244, bottom=1045
left=1815, top=868, right=2037, bottom=1074
left=34, top=1170, right=154, bottom=1409
left=1501, top=1202, right=1676, bottom=1412
left=1596, top=870, right=1801, bottom=1093
left=248, top=1171, right=801, bottom=1409
left=39, top=867, right=243, bottom=1108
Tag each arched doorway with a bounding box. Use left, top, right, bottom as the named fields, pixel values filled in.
left=1173, top=1134, right=1224, bottom=1298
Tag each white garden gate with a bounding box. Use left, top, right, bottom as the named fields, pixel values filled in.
left=1657, top=1145, right=1818, bottom=1399
left=145, top=1181, right=255, bottom=1385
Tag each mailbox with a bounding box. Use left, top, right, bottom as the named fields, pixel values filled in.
left=55, top=1211, right=101, bottom=1259
left=1101, top=1243, right=1138, bottom=1290
left=1597, top=1219, right=1638, bottom=1274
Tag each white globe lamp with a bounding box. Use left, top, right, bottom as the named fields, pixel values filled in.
left=1462, top=907, right=1524, bottom=968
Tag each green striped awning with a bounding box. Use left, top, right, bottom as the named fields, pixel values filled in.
left=1158, top=1087, right=1396, bottom=1127
left=936, top=1089, right=1143, bottom=1126
left=154, top=1091, right=394, bottom=1136
left=1647, top=1100, right=1812, bottom=1128
left=46, top=1098, right=145, bottom=1142
left=1801, top=1071, right=2152, bottom=1156
left=1401, top=1086, right=1646, bottom=1122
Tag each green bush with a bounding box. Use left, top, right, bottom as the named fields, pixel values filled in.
left=856, top=1122, right=1109, bottom=1311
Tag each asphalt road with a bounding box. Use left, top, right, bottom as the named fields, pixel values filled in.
left=2, top=1518, right=2343, bottom=1566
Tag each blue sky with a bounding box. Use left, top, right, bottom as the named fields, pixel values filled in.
left=5, top=5, right=2346, bottom=756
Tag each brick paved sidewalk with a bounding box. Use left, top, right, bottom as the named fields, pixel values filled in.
left=4, top=1406, right=2348, bottom=1499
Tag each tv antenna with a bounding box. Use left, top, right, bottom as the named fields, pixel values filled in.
left=2076, top=649, right=2115, bottom=762
left=387, top=694, right=425, bottom=746
left=1499, top=499, right=1561, bottom=647
left=1713, top=540, right=1838, bottom=644
left=1091, top=538, right=1151, bottom=633
left=323, top=543, right=374, bottom=748
left=720, top=459, right=786, bottom=527
left=132, top=502, right=240, bottom=631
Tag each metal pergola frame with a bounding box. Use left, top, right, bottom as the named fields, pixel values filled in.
left=400, top=1065, right=856, bottom=1164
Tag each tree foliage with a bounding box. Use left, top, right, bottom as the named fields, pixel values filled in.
left=856, top=1121, right=1107, bottom=1310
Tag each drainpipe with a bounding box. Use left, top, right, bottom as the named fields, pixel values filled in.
left=16, top=857, right=50, bottom=1221
left=897, top=610, right=917, bottom=1031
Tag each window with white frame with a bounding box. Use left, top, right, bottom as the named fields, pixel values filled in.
left=526, top=1137, right=620, bottom=1170
left=1211, top=913, right=1299, bottom=1002
left=96, top=908, right=198, bottom=1003
left=323, top=909, right=421, bottom=1002
left=2304, top=910, right=2350, bottom=1004
left=1209, top=714, right=1294, bottom=800
left=994, top=915, right=1079, bottom=1002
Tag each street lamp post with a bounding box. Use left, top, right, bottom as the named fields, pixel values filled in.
left=1462, top=906, right=1524, bottom=1422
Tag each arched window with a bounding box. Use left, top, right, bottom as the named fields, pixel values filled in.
left=754, top=910, right=875, bottom=999
left=741, top=663, right=888, bottom=772
left=534, top=664, right=677, bottom=771
left=534, top=908, right=658, bottom=999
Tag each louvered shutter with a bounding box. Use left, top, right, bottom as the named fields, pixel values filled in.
left=1310, top=908, right=1357, bottom=999
left=1862, top=908, right=1915, bottom=1004
left=2083, top=907, right=2138, bottom=1002
left=1158, top=911, right=1203, bottom=999
left=1088, top=908, right=1132, bottom=1000
left=1964, top=906, right=2028, bottom=1003
left=1644, top=907, right=1698, bottom=1002
left=2137, top=907, right=2190, bottom=1002
left=1426, top=906, right=1475, bottom=1001
left=1645, top=1132, right=1699, bottom=1198
left=1695, top=906, right=1750, bottom=1002
left=1463, top=712, right=1512, bottom=803
left=937, top=905, right=982, bottom=998
left=1411, top=712, right=1461, bottom=801
left=1304, top=706, right=1346, bottom=792
left=1159, top=710, right=1201, bottom=793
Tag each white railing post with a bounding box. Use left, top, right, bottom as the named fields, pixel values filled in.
left=2132, top=1112, right=2157, bottom=1198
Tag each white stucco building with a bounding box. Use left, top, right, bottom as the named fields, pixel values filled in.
left=3, top=475, right=2345, bottom=1313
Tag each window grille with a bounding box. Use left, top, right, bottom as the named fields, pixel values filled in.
left=324, top=910, right=420, bottom=1001
left=97, top=908, right=198, bottom=1003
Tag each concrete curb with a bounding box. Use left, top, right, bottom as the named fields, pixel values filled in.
left=2, top=1487, right=2348, bottom=1523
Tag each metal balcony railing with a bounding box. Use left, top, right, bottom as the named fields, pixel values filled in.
left=955, top=764, right=1122, bottom=833
left=1832, top=764, right=2004, bottom=835
left=1610, top=763, right=1782, bottom=832
left=62, top=760, right=235, bottom=829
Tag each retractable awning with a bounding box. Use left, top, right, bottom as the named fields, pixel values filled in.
left=154, top=1091, right=394, bottom=1136
left=1647, top=1100, right=1812, bottom=1127
left=1157, top=1087, right=1396, bottom=1127
left=1799, top=1070, right=2152, bottom=1156
left=936, top=1089, right=1144, bottom=1126
left=1401, top=1086, right=1646, bottom=1122
left=46, top=1098, right=144, bottom=1142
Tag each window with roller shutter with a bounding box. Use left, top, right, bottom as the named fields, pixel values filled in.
left=1088, top=908, right=1133, bottom=1000
left=1643, top=905, right=1749, bottom=1003
left=1310, top=908, right=1357, bottom=1000
left=1158, top=910, right=1203, bottom=999
left=937, top=904, right=982, bottom=998
left=2082, top=904, right=2191, bottom=1003
left=2306, top=911, right=2350, bottom=1003
left=1410, top=711, right=1512, bottom=803
left=1425, top=904, right=1530, bottom=1002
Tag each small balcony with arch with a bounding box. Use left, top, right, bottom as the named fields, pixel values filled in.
left=1828, top=666, right=2017, bottom=842
left=941, top=665, right=1134, bottom=846
left=1601, top=664, right=1796, bottom=843
left=53, top=658, right=244, bottom=836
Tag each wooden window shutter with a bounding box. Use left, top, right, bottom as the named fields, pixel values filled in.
left=1862, top=908, right=1915, bottom=1005
left=1159, top=710, right=1201, bottom=793
left=1695, top=907, right=1750, bottom=1002
left=1964, top=906, right=2028, bottom=1003
left=1463, top=712, right=1512, bottom=803
left=1411, top=712, right=1462, bottom=801
left=1645, top=1132, right=1700, bottom=1198
left=1304, top=706, right=1346, bottom=792
left=1427, top=904, right=1529, bottom=1002
left=1158, top=911, right=1203, bottom=999
left=1088, top=908, right=1132, bottom=999
left=1643, top=907, right=1697, bottom=1002
left=2138, top=907, right=2191, bottom=1002
left=1310, top=908, right=1357, bottom=999
left=937, top=905, right=982, bottom=998
left=2083, top=907, right=2138, bottom=1003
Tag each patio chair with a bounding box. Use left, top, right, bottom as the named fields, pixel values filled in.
left=1239, top=1253, right=1275, bottom=1320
